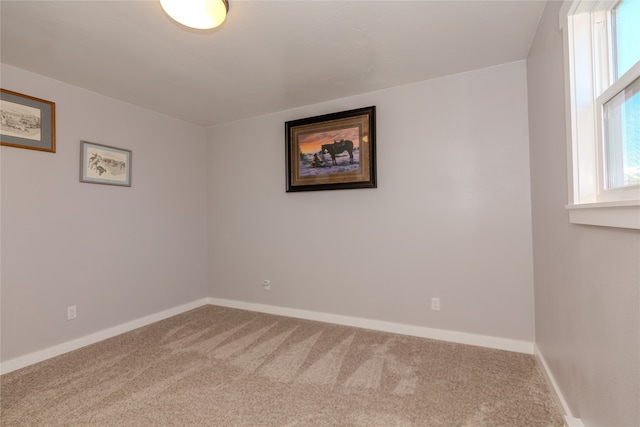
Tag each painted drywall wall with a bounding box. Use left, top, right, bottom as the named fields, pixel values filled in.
left=527, top=2, right=640, bottom=427
left=0, top=64, right=209, bottom=362
left=207, top=61, right=536, bottom=342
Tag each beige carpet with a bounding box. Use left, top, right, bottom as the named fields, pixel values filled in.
left=0, top=305, right=564, bottom=426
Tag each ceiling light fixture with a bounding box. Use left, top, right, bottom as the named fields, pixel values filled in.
left=160, top=0, right=229, bottom=30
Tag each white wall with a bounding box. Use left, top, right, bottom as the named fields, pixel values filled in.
left=527, top=2, right=640, bottom=427
left=207, top=61, right=536, bottom=342
left=0, top=64, right=209, bottom=362
left=0, top=60, right=537, bottom=366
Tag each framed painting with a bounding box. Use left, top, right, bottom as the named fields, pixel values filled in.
left=285, top=106, right=376, bottom=192
left=1, top=88, right=56, bottom=153
left=80, top=140, right=132, bottom=187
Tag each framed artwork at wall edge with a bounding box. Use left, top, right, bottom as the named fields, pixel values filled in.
left=0, top=88, right=56, bottom=153
left=80, top=140, right=132, bottom=187
left=285, top=106, right=376, bottom=192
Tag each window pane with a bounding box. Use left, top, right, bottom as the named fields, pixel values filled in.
left=603, top=77, right=640, bottom=189
left=614, top=0, right=640, bottom=79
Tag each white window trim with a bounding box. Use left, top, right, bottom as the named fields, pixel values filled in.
left=560, top=0, right=640, bottom=230
left=566, top=200, right=640, bottom=229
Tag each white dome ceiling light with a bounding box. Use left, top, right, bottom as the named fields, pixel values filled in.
left=160, top=0, right=229, bottom=30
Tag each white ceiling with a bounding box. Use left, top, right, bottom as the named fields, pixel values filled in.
left=0, top=0, right=546, bottom=127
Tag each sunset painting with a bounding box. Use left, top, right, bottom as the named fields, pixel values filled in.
left=285, top=106, right=377, bottom=192
left=298, top=127, right=364, bottom=177
left=298, top=127, right=360, bottom=155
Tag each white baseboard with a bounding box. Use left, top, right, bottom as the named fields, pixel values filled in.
left=207, top=298, right=535, bottom=354
left=564, top=417, right=585, bottom=427
left=0, top=297, right=536, bottom=375
left=0, top=298, right=210, bottom=375
left=534, top=344, right=585, bottom=427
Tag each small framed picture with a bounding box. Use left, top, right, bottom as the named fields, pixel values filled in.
left=285, top=106, right=377, bottom=192
left=1, top=88, right=56, bottom=153
left=80, top=140, right=132, bottom=187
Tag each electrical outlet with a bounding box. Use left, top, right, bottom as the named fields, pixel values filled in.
left=262, top=279, right=271, bottom=290
left=67, top=305, right=77, bottom=320
left=431, top=298, right=440, bottom=311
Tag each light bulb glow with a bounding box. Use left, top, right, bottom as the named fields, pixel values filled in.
left=160, top=0, right=228, bottom=30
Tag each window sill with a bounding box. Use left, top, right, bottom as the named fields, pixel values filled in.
left=566, top=201, right=640, bottom=229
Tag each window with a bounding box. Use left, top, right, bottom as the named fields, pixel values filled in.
left=603, top=77, right=640, bottom=190
left=561, top=0, right=640, bottom=229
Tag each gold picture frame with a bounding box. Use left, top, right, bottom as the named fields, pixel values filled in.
left=1, top=88, right=56, bottom=153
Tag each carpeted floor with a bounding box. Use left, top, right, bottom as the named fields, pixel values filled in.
left=0, top=305, right=564, bottom=426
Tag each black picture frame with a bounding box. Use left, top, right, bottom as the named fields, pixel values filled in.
left=285, top=106, right=376, bottom=192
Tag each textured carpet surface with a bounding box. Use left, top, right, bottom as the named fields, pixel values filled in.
left=0, top=305, right=564, bottom=426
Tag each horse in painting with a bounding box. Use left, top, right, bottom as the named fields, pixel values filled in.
left=321, top=139, right=354, bottom=165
